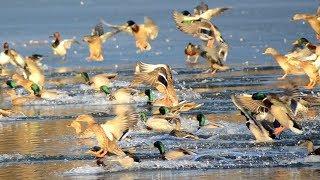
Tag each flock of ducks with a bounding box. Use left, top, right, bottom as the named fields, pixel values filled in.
left=0, top=1, right=320, bottom=168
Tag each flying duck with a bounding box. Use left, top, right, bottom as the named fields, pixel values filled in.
left=292, top=7, right=320, bottom=40
left=50, top=32, right=79, bottom=59
left=83, top=23, right=120, bottom=61
left=102, top=17, right=158, bottom=52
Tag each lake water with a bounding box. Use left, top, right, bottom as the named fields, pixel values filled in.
left=1, top=0, right=320, bottom=179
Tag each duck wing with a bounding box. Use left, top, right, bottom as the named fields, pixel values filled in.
left=143, top=17, right=158, bottom=40
left=61, top=39, right=79, bottom=49
left=231, top=94, right=268, bottom=114
left=100, top=19, right=133, bottom=35
left=101, top=112, right=138, bottom=141
left=199, top=7, right=230, bottom=20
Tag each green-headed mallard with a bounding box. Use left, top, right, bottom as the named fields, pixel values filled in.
left=298, top=139, right=320, bottom=155
left=153, top=141, right=195, bottom=160
left=139, top=111, right=181, bottom=133
left=197, top=113, right=222, bottom=129
left=80, top=72, right=117, bottom=90
left=102, top=17, right=158, bottom=52
left=11, top=74, right=34, bottom=93
left=182, top=7, right=230, bottom=21
left=50, top=32, right=79, bottom=59
left=232, top=92, right=303, bottom=136
left=155, top=101, right=202, bottom=115
left=100, top=85, right=139, bottom=104
left=169, top=129, right=200, bottom=140
left=30, top=83, right=63, bottom=100
left=231, top=94, right=276, bottom=142
left=286, top=38, right=316, bottom=60
left=292, top=7, right=320, bottom=40
left=83, top=23, right=120, bottom=61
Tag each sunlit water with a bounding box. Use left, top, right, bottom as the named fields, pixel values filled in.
left=1, top=0, right=320, bottom=179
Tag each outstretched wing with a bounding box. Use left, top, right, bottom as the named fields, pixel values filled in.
left=200, top=7, right=230, bottom=20
left=100, top=30, right=121, bottom=43
left=101, top=112, right=138, bottom=141
left=100, top=19, right=133, bottom=35
left=62, top=39, right=79, bottom=49
left=144, top=17, right=158, bottom=40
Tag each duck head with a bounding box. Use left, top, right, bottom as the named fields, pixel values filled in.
left=3, top=42, right=9, bottom=50
left=6, top=80, right=17, bottom=89
left=252, top=92, right=267, bottom=100
left=100, top=85, right=111, bottom=95
left=50, top=32, right=61, bottom=40
left=181, top=10, right=192, bottom=16
left=159, top=106, right=170, bottom=115
left=145, top=89, right=156, bottom=102
left=292, top=38, right=309, bottom=46
left=197, top=113, right=208, bottom=127
left=263, top=47, right=279, bottom=56
left=31, top=83, right=41, bottom=97
left=127, top=20, right=139, bottom=32
left=154, top=141, right=165, bottom=155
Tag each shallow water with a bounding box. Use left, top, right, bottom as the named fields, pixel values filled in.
left=1, top=0, right=320, bottom=179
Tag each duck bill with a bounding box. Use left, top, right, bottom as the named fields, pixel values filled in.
left=292, top=40, right=299, bottom=45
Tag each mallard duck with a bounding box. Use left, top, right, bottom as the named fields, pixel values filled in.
left=131, top=64, right=178, bottom=107
left=102, top=17, right=158, bottom=52
left=50, top=32, right=79, bottom=58
left=100, top=85, right=139, bottom=104
left=169, top=129, right=200, bottom=140
left=231, top=94, right=276, bottom=142
left=286, top=38, right=316, bottom=60
left=201, top=41, right=229, bottom=74
left=74, top=114, right=126, bottom=156
left=30, top=83, right=64, bottom=100
left=181, top=7, right=230, bottom=21
left=292, top=7, right=320, bottom=40
left=73, top=112, right=138, bottom=142
left=263, top=47, right=305, bottom=80
left=156, top=101, right=202, bottom=115
left=298, top=139, right=320, bottom=155
left=154, top=141, right=195, bottom=160
left=83, top=23, right=120, bottom=61
left=172, top=10, right=225, bottom=46
left=24, top=55, right=45, bottom=89
left=197, top=113, right=222, bottom=129
left=184, top=42, right=201, bottom=63
left=139, top=111, right=181, bottom=132
left=232, top=92, right=303, bottom=136
left=10, top=74, right=34, bottom=93
left=80, top=72, right=117, bottom=90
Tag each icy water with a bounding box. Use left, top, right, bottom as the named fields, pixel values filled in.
left=1, top=0, right=320, bottom=179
